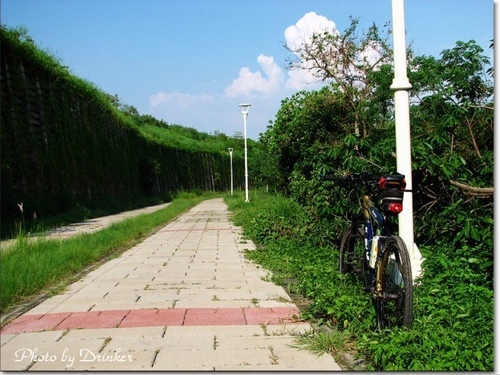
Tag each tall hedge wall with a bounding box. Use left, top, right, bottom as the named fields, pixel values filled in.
left=0, top=27, right=243, bottom=223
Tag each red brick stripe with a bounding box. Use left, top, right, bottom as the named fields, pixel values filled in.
left=158, top=228, right=237, bottom=232
left=0, top=307, right=300, bottom=335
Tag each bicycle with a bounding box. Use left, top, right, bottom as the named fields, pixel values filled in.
left=323, top=171, right=413, bottom=330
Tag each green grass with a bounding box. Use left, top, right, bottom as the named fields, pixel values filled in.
left=0, top=192, right=219, bottom=315
left=223, top=190, right=494, bottom=371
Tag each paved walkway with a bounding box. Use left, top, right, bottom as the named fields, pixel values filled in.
left=43, top=202, right=172, bottom=239
left=1, top=203, right=172, bottom=251
left=0, top=198, right=341, bottom=371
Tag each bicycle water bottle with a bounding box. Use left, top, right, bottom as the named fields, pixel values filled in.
left=369, top=235, right=380, bottom=268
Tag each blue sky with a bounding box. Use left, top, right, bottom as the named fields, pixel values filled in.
left=1, top=0, right=494, bottom=140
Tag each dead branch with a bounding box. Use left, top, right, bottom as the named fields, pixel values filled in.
left=450, top=180, right=493, bottom=197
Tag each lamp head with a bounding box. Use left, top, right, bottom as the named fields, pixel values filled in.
left=239, top=103, right=251, bottom=115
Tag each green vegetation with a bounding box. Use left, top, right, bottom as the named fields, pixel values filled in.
left=1, top=18, right=493, bottom=371
left=0, top=192, right=218, bottom=314
left=225, top=190, right=493, bottom=371
left=0, top=25, right=247, bottom=239
left=226, top=25, right=493, bottom=371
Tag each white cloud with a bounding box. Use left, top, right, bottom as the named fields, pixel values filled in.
left=150, top=91, right=214, bottom=109
left=224, top=54, right=285, bottom=98
left=224, top=12, right=339, bottom=97
left=283, top=13, right=387, bottom=90
left=149, top=12, right=341, bottom=137
left=358, top=40, right=385, bottom=68
left=283, top=12, right=339, bottom=91
left=284, top=11, right=338, bottom=53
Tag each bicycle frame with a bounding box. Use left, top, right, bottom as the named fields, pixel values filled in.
left=326, top=171, right=412, bottom=329
left=359, top=193, right=399, bottom=297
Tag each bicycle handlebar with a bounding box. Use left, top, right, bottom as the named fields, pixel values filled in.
left=321, top=171, right=408, bottom=194
left=321, top=171, right=379, bottom=184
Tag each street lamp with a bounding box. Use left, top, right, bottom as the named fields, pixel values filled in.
left=391, top=0, right=422, bottom=280
left=228, top=148, right=234, bottom=195
left=239, top=103, right=251, bottom=202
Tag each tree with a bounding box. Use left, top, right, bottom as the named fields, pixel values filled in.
left=261, top=85, right=354, bottom=190
left=262, top=38, right=493, bottom=247
left=286, top=17, right=393, bottom=137
left=408, top=40, right=493, bottom=185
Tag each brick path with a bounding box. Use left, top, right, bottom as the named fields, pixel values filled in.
left=0, top=198, right=341, bottom=371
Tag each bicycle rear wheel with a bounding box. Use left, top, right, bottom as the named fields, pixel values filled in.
left=339, top=227, right=368, bottom=284
left=375, top=235, right=413, bottom=329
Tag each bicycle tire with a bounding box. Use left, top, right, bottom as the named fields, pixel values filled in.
left=339, top=227, right=367, bottom=282
left=375, top=235, right=413, bottom=329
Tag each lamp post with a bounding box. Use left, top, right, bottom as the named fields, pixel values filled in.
left=228, top=148, right=234, bottom=195
left=391, top=0, right=422, bottom=279
left=239, top=103, right=251, bottom=202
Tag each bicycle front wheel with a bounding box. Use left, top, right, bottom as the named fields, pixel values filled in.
left=375, top=235, right=413, bottom=329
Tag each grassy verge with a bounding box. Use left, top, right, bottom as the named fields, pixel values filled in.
left=0, top=192, right=219, bottom=316
left=224, top=190, right=494, bottom=371
left=224, top=190, right=368, bottom=370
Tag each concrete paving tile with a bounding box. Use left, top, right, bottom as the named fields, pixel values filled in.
left=175, top=290, right=227, bottom=302
left=0, top=333, right=16, bottom=346
left=211, top=348, right=278, bottom=369
left=25, top=338, right=108, bottom=371
left=141, top=283, right=182, bottom=292
left=153, top=332, right=213, bottom=351
left=199, top=289, right=255, bottom=301
left=0, top=331, right=67, bottom=370
left=101, top=279, right=153, bottom=289
left=216, top=335, right=282, bottom=350
left=243, top=307, right=301, bottom=325
left=151, top=349, right=217, bottom=371
left=214, top=340, right=339, bottom=371
left=60, top=326, right=164, bottom=341
left=49, top=299, right=134, bottom=314
left=201, top=281, right=248, bottom=289
left=0, top=347, right=34, bottom=371
left=127, top=302, right=173, bottom=311
left=176, top=280, right=217, bottom=287
left=133, top=289, right=181, bottom=301
left=91, top=300, right=175, bottom=311
left=41, top=300, right=102, bottom=314
left=1, top=330, right=64, bottom=348
left=272, top=347, right=342, bottom=370
left=264, top=323, right=312, bottom=336
left=65, top=283, right=115, bottom=294
left=68, top=349, right=156, bottom=371
left=185, top=264, right=216, bottom=272
left=174, top=300, right=255, bottom=309
left=189, top=285, right=252, bottom=294
left=0, top=198, right=342, bottom=371
left=166, top=324, right=265, bottom=338
left=0, top=335, right=105, bottom=371
left=104, top=336, right=168, bottom=352
left=248, top=285, right=290, bottom=301
left=21, top=294, right=73, bottom=315
left=251, top=299, right=294, bottom=308
left=154, top=270, right=190, bottom=280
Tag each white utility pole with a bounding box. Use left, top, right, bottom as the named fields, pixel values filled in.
left=239, top=104, right=251, bottom=202
left=228, top=148, right=234, bottom=195
left=390, top=0, right=421, bottom=276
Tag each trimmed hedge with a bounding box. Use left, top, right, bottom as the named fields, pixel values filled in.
left=1, top=26, right=244, bottom=228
